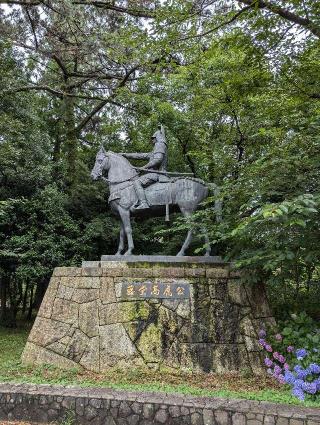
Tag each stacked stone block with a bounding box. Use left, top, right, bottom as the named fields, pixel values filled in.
left=22, top=261, right=275, bottom=373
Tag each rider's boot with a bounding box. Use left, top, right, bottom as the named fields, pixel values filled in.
left=133, top=181, right=149, bottom=209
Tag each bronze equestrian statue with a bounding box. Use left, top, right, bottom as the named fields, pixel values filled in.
left=91, top=125, right=211, bottom=256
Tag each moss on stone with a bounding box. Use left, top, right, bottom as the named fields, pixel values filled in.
left=136, top=323, right=162, bottom=362
left=127, top=262, right=153, bottom=269
left=119, top=301, right=151, bottom=322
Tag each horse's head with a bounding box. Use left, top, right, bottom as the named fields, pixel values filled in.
left=91, top=148, right=138, bottom=184
left=91, top=146, right=109, bottom=180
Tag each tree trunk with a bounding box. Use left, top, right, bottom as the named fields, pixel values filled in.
left=7, top=278, right=22, bottom=328
left=53, top=136, right=62, bottom=163
left=27, top=284, right=34, bottom=321
left=0, top=274, right=8, bottom=325
left=33, top=278, right=48, bottom=310
left=22, top=280, right=30, bottom=316
left=63, top=90, right=78, bottom=186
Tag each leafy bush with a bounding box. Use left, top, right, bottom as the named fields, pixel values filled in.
left=279, top=313, right=320, bottom=365
left=259, top=314, right=320, bottom=402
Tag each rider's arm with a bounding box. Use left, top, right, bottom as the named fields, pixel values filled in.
left=121, top=153, right=150, bottom=160
left=142, top=153, right=164, bottom=169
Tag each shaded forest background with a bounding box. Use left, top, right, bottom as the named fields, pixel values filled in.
left=0, top=0, right=319, bottom=327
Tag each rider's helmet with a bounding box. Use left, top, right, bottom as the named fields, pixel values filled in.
left=152, top=124, right=166, bottom=144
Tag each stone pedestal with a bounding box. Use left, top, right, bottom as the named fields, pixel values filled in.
left=22, top=259, right=275, bottom=373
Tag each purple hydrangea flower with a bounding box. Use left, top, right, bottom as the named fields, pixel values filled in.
left=296, top=348, right=308, bottom=360
left=284, top=363, right=290, bottom=370
left=258, top=329, right=266, bottom=338
left=284, top=371, right=295, bottom=385
left=259, top=339, right=266, bottom=347
left=274, top=365, right=282, bottom=376
left=296, top=369, right=309, bottom=380
left=278, top=354, right=286, bottom=364
left=293, top=365, right=309, bottom=379
left=287, top=346, right=294, bottom=353
left=292, top=388, right=305, bottom=401
left=265, top=344, right=273, bottom=352
left=314, top=378, right=320, bottom=391
left=277, top=374, right=285, bottom=384
left=293, top=379, right=304, bottom=389
left=309, top=383, right=317, bottom=395
left=275, top=333, right=283, bottom=341
left=309, top=363, right=320, bottom=374
left=302, top=382, right=317, bottom=394
left=264, top=357, right=273, bottom=368
left=273, top=352, right=280, bottom=360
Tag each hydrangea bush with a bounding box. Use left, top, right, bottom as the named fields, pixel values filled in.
left=258, top=322, right=320, bottom=402
left=279, top=313, right=320, bottom=364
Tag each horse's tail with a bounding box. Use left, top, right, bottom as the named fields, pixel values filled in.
left=206, top=182, right=222, bottom=222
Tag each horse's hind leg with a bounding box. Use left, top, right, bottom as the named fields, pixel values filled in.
left=115, top=221, right=125, bottom=255
left=203, top=228, right=211, bottom=257
left=177, top=208, right=194, bottom=257
left=118, top=206, right=134, bottom=255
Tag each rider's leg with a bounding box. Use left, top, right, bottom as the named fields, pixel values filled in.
left=133, top=180, right=149, bottom=209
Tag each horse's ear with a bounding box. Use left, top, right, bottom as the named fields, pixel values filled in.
left=100, top=145, right=107, bottom=154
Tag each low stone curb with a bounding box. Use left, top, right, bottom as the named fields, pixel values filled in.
left=0, top=383, right=319, bottom=424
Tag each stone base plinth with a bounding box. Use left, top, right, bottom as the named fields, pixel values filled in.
left=22, top=260, right=275, bottom=373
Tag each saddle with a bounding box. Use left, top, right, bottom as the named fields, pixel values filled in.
left=109, top=181, right=173, bottom=205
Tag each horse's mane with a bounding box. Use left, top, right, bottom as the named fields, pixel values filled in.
left=106, top=151, right=133, bottom=166
left=105, top=151, right=138, bottom=182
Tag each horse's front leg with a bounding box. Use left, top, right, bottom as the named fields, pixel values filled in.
left=115, top=221, right=125, bottom=255
left=118, top=206, right=134, bottom=255
left=177, top=228, right=193, bottom=256
left=203, top=227, right=211, bottom=257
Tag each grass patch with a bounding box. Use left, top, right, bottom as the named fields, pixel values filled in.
left=0, top=325, right=319, bottom=408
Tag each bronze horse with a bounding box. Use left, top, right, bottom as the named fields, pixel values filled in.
left=91, top=147, right=210, bottom=256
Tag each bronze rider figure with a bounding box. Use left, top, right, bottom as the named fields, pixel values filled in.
left=120, top=125, right=168, bottom=209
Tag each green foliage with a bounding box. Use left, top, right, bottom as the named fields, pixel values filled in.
left=279, top=313, right=320, bottom=366
left=227, top=194, right=320, bottom=272
left=262, top=312, right=320, bottom=374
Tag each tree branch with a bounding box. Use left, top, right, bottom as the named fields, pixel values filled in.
left=72, top=0, right=154, bottom=18
left=0, top=0, right=40, bottom=5
left=238, top=0, right=320, bottom=38
left=51, top=55, right=69, bottom=81
left=75, top=66, right=138, bottom=134
left=179, top=4, right=254, bottom=41
left=3, top=85, right=63, bottom=98
left=0, top=0, right=154, bottom=18
left=25, top=7, right=39, bottom=49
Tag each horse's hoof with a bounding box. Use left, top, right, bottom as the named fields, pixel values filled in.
left=176, top=251, right=184, bottom=257
left=124, top=251, right=133, bottom=256
left=204, top=252, right=211, bottom=257
left=115, top=252, right=122, bottom=256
